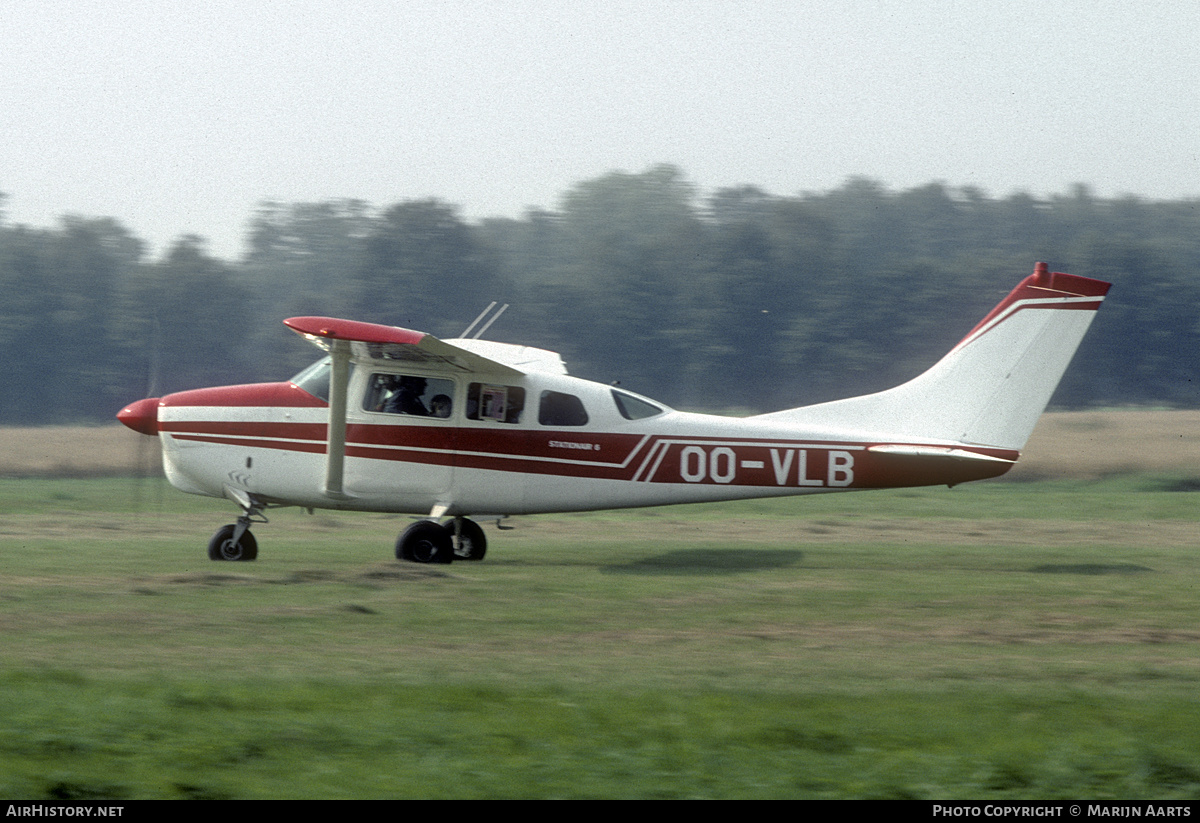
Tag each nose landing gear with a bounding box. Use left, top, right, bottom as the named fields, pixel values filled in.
left=207, top=522, right=258, bottom=561
left=208, top=488, right=267, bottom=562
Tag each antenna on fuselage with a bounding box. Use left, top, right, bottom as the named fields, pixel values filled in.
left=460, top=302, right=509, bottom=339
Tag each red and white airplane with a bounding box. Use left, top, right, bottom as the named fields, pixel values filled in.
left=118, top=263, right=1109, bottom=564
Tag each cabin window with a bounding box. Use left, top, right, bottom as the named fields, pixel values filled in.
left=365, top=373, right=454, bottom=418
left=538, top=391, right=589, bottom=427
left=611, top=389, right=664, bottom=420
left=467, top=383, right=525, bottom=423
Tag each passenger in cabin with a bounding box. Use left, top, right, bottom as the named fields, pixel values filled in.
left=429, top=394, right=452, bottom=418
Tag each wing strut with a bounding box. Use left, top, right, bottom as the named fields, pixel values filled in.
left=324, top=339, right=351, bottom=498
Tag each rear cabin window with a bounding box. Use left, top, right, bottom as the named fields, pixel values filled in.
left=365, top=374, right=454, bottom=418
left=538, top=391, right=589, bottom=427
left=467, top=383, right=525, bottom=423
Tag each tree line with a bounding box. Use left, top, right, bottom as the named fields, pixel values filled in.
left=1, top=165, right=1197, bottom=425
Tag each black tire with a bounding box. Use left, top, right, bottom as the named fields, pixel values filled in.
left=396, top=521, right=453, bottom=564
left=208, top=524, right=258, bottom=561
left=452, top=518, right=487, bottom=561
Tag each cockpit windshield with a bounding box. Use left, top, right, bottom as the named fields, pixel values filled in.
left=290, top=357, right=333, bottom=402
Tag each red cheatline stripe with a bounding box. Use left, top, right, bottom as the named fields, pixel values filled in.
left=165, top=427, right=1017, bottom=485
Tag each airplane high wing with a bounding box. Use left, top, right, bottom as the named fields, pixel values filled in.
left=284, top=316, right=538, bottom=376
left=118, top=263, right=1111, bottom=565
left=282, top=317, right=569, bottom=375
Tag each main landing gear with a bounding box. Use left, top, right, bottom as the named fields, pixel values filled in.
left=396, top=517, right=488, bottom=564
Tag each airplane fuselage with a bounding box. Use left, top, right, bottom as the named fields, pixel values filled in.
left=151, top=365, right=1015, bottom=518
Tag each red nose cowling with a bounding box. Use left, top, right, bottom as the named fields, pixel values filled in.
left=117, top=397, right=161, bottom=436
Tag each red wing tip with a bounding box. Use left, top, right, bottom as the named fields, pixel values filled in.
left=283, top=316, right=343, bottom=337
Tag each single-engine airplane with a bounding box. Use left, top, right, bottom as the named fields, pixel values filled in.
left=118, top=263, right=1110, bottom=564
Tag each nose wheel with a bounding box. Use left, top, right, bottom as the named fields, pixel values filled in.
left=208, top=522, right=258, bottom=561
left=208, top=489, right=267, bottom=561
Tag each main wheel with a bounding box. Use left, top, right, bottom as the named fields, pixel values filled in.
left=208, top=524, right=258, bottom=561
left=452, top=518, right=487, bottom=561
left=396, top=521, right=454, bottom=564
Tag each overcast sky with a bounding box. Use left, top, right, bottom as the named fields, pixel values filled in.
left=3, top=1, right=1198, bottom=260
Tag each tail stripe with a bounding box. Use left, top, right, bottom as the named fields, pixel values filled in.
left=955, top=295, right=1105, bottom=352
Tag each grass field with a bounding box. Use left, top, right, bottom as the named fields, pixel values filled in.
left=1, top=413, right=1199, bottom=798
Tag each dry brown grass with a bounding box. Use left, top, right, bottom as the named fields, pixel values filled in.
left=1011, top=409, right=1200, bottom=480
left=0, top=425, right=157, bottom=477
left=2, top=409, right=1198, bottom=479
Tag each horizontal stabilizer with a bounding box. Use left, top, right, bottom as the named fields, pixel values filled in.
left=866, top=444, right=1015, bottom=464
left=862, top=443, right=1018, bottom=487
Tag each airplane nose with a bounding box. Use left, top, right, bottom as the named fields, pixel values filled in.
left=117, top=397, right=161, bottom=436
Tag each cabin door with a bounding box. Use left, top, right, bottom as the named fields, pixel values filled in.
left=343, top=371, right=456, bottom=497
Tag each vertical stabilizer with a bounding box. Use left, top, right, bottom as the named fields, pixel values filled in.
left=756, top=264, right=1111, bottom=451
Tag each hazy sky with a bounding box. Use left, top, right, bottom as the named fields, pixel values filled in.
left=3, top=1, right=1198, bottom=260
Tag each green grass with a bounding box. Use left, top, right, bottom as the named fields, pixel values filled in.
left=5, top=676, right=1199, bottom=799
left=2, top=477, right=1200, bottom=798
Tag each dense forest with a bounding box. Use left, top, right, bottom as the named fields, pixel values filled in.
left=2, top=164, right=1198, bottom=424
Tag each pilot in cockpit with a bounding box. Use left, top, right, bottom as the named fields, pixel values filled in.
left=385, top=376, right=429, bottom=416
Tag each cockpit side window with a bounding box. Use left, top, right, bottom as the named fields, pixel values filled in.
left=538, top=391, right=589, bottom=427
left=365, top=373, right=455, bottom=418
